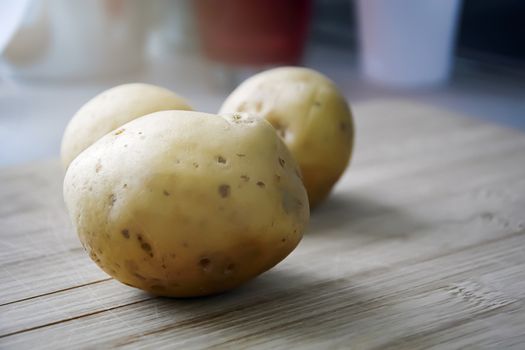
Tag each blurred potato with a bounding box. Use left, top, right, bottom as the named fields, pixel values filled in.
left=61, top=83, right=192, bottom=168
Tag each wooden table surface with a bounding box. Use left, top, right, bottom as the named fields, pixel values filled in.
left=1, top=100, right=525, bottom=349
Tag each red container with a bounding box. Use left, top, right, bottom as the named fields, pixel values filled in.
left=195, top=0, right=312, bottom=65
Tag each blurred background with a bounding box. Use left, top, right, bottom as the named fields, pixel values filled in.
left=0, top=0, right=524, bottom=166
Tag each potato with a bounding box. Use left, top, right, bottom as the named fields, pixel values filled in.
left=61, top=83, right=192, bottom=168
left=63, top=110, right=309, bottom=297
left=219, top=67, right=354, bottom=208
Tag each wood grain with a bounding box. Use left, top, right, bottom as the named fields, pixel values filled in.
left=1, top=99, right=525, bottom=349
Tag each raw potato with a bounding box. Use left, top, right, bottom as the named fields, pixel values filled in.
left=63, top=110, right=309, bottom=297
left=61, top=83, right=192, bottom=168
left=219, top=67, right=354, bottom=208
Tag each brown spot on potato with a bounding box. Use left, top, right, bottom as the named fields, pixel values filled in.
left=218, top=184, right=230, bottom=198
left=122, top=183, right=128, bottom=188
left=224, top=263, right=235, bottom=275
left=114, top=128, right=125, bottom=135
left=121, top=229, right=130, bottom=239
left=340, top=122, right=347, bottom=131
left=163, top=190, right=170, bottom=196
left=236, top=153, right=246, bottom=157
left=240, top=175, right=250, bottom=182
left=314, top=101, right=321, bottom=107
left=229, top=113, right=255, bottom=124
left=274, top=174, right=281, bottom=183
left=278, top=157, right=285, bottom=168
left=256, top=181, right=266, bottom=188
left=217, top=156, right=227, bottom=164
left=137, top=234, right=143, bottom=242
left=141, top=242, right=152, bottom=252
left=95, top=160, right=102, bottom=173
left=193, top=162, right=199, bottom=168
left=281, top=238, right=287, bottom=243
left=161, top=264, right=167, bottom=269
left=108, top=194, right=116, bottom=206
left=199, top=258, right=211, bottom=271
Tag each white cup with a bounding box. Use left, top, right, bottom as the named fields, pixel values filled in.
left=357, top=0, right=462, bottom=88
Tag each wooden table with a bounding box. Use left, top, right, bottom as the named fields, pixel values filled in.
left=1, top=100, right=525, bottom=349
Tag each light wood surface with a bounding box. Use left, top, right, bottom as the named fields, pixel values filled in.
left=1, top=100, right=525, bottom=349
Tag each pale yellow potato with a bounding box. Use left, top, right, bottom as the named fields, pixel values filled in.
left=219, top=67, right=354, bottom=208
left=63, top=110, right=309, bottom=297
left=61, top=83, right=192, bottom=168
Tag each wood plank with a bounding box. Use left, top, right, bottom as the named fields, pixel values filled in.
left=0, top=250, right=108, bottom=305
left=378, top=265, right=525, bottom=350
left=1, top=230, right=523, bottom=349
left=0, top=279, right=144, bottom=336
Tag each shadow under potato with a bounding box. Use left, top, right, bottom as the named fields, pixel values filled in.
left=127, top=267, right=372, bottom=347
left=308, top=191, right=429, bottom=239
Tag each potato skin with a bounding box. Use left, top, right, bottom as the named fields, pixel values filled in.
left=63, top=110, right=309, bottom=297
left=219, top=67, right=354, bottom=208
left=61, top=83, right=192, bottom=168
